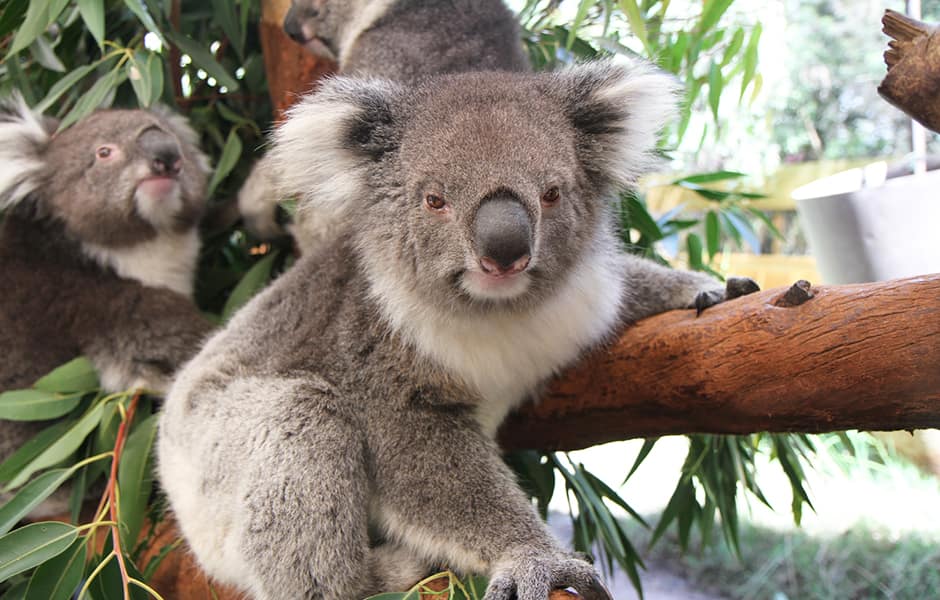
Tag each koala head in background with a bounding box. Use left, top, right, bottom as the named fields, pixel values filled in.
left=0, top=96, right=210, bottom=250
left=270, top=60, right=677, bottom=315
left=283, top=0, right=348, bottom=59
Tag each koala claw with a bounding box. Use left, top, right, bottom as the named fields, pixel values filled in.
left=694, top=276, right=761, bottom=316
left=483, top=555, right=610, bottom=600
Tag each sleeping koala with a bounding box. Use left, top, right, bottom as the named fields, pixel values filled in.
left=158, top=60, right=758, bottom=600
left=239, top=0, right=528, bottom=246
left=0, top=95, right=214, bottom=510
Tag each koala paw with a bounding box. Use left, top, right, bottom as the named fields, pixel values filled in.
left=693, top=276, right=760, bottom=316
left=484, top=553, right=612, bottom=600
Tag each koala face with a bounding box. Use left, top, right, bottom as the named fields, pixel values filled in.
left=283, top=0, right=359, bottom=59
left=272, top=60, right=677, bottom=314
left=42, top=109, right=209, bottom=247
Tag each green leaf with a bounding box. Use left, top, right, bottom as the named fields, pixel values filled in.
left=0, top=468, right=73, bottom=535
left=34, top=62, right=98, bottom=114
left=623, top=195, right=663, bottom=242
left=57, top=66, right=126, bottom=131
left=0, top=390, right=81, bottom=421
left=0, top=421, right=71, bottom=484
left=122, top=0, right=167, bottom=46
left=618, top=1, right=649, bottom=54
left=566, top=0, right=592, bottom=50
left=699, top=0, right=734, bottom=34
left=745, top=206, right=783, bottom=240
left=221, top=250, right=279, bottom=321
left=0, top=0, right=29, bottom=40
left=5, top=400, right=109, bottom=490
left=686, top=233, right=704, bottom=270
left=209, top=0, right=244, bottom=59
left=34, top=357, right=98, bottom=393
left=28, top=37, right=65, bottom=72
left=672, top=171, right=746, bottom=185
left=707, top=61, right=722, bottom=122
left=705, top=211, right=720, bottom=260
left=721, top=27, right=745, bottom=67
left=166, top=30, right=239, bottom=91
left=739, top=23, right=762, bottom=102
left=127, top=52, right=153, bottom=108
left=0, top=580, right=27, bottom=600
left=146, top=51, right=165, bottom=106
left=118, top=414, right=159, bottom=550
left=7, top=0, right=55, bottom=57
left=625, top=438, right=657, bottom=483
left=77, top=0, right=105, bottom=50
left=0, top=522, right=78, bottom=583
left=23, top=537, right=84, bottom=600
left=207, top=129, right=243, bottom=197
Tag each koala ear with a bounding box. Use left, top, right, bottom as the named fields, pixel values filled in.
left=548, top=59, right=679, bottom=189
left=269, top=76, right=405, bottom=222
left=0, top=92, right=53, bottom=210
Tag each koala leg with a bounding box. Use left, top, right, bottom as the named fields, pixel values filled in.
left=620, top=253, right=759, bottom=321
left=371, top=407, right=611, bottom=600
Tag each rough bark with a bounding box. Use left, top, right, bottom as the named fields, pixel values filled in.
left=879, top=9, right=940, bottom=133
left=499, top=274, right=940, bottom=451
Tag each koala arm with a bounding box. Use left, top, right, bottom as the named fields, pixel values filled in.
left=373, top=402, right=611, bottom=600
left=619, top=253, right=759, bottom=323
left=75, top=281, right=213, bottom=393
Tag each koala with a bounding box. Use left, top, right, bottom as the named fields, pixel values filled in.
left=239, top=0, right=528, bottom=245
left=157, top=58, right=759, bottom=600
left=0, top=95, right=214, bottom=512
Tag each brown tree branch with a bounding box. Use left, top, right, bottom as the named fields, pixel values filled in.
left=878, top=9, right=940, bottom=133
left=499, top=274, right=940, bottom=451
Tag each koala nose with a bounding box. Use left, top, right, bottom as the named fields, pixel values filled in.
left=139, top=128, right=182, bottom=177
left=474, top=194, right=532, bottom=276
left=283, top=5, right=315, bottom=43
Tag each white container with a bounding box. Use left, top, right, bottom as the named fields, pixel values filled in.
left=793, top=163, right=940, bottom=284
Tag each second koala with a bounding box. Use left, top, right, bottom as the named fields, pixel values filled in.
left=158, top=60, right=758, bottom=600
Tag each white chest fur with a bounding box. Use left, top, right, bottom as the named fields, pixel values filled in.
left=82, top=229, right=200, bottom=299
left=368, top=236, right=626, bottom=437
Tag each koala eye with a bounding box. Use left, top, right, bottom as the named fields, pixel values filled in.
left=424, top=193, right=447, bottom=212
left=541, top=186, right=561, bottom=207
left=95, top=145, right=118, bottom=161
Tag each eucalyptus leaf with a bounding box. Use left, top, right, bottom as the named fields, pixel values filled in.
left=0, top=0, right=29, bottom=40
left=77, top=0, right=105, bottom=50
left=34, top=62, right=98, bottom=114
left=28, top=37, right=65, bottom=72
left=0, top=522, right=78, bottom=583
left=5, top=400, right=109, bottom=490
left=166, top=30, right=239, bottom=91
left=7, top=0, right=54, bottom=57
left=221, top=250, right=279, bottom=322
left=0, top=421, right=71, bottom=485
left=57, top=66, right=126, bottom=131
left=207, top=129, right=243, bottom=197
left=33, top=357, right=98, bottom=393
left=122, top=0, right=167, bottom=46
left=0, top=468, right=73, bottom=535
left=23, top=537, right=85, bottom=600
left=118, top=414, right=159, bottom=550
left=0, top=390, right=80, bottom=421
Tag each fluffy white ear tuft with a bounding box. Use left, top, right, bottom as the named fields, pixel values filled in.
left=0, top=93, right=52, bottom=210
left=268, top=76, right=403, bottom=229
left=552, top=59, right=680, bottom=189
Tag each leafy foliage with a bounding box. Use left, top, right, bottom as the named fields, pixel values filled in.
left=0, top=0, right=819, bottom=598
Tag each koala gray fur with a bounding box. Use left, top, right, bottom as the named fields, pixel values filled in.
left=0, top=95, right=214, bottom=514
left=239, top=0, right=528, bottom=245
left=159, top=24, right=758, bottom=596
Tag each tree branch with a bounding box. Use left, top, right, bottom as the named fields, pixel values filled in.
left=878, top=9, right=940, bottom=133
left=499, top=274, right=940, bottom=451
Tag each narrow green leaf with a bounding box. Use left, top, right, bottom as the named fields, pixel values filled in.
left=0, top=580, right=27, bottom=600
left=0, top=390, right=80, bottom=421
left=624, top=438, right=657, bottom=482
left=618, top=1, right=649, bottom=54
left=672, top=171, right=746, bottom=185
left=209, top=0, right=244, bottom=58
left=23, top=537, right=85, bottom=600
left=221, top=250, right=279, bottom=321
left=624, top=195, right=663, bottom=242
left=686, top=233, right=704, bottom=270
left=77, top=0, right=105, bottom=49
left=0, top=421, right=71, bottom=484
left=166, top=30, right=239, bottom=91
left=33, top=357, right=98, bottom=393
left=118, top=414, right=159, bottom=550
left=704, top=211, right=720, bottom=260
left=207, top=129, right=243, bottom=197
left=0, top=0, right=29, bottom=40
left=699, top=0, right=734, bottom=33
left=127, top=52, right=152, bottom=108
left=122, top=0, right=167, bottom=46
left=57, top=66, right=126, bottom=131
left=720, top=27, right=745, bottom=66
left=7, top=0, right=53, bottom=57
left=0, top=468, right=73, bottom=535
left=0, top=522, right=78, bottom=583
left=745, top=207, right=783, bottom=240
left=566, top=0, right=593, bottom=50
left=28, top=37, right=65, bottom=72
left=739, top=23, right=762, bottom=102
left=5, top=400, right=109, bottom=490
left=707, top=61, right=722, bottom=122
left=146, top=52, right=165, bottom=106
left=34, top=62, right=99, bottom=114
